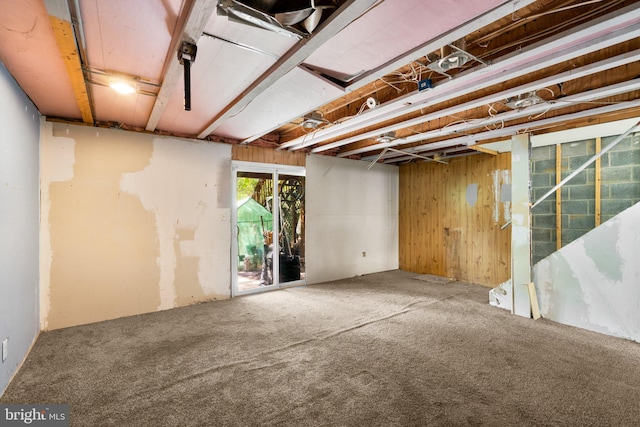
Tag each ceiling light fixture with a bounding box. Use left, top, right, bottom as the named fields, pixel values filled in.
left=426, top=42, right=484, bottom=76
left=109, top=80, right=136, bottom=95
left=301, top=111, right=325, bottom=129
left=505, top=91, right=544, bottom=110
left=375, top=131, right=397, bottom=144
left=438, top=51, right=470, bottom=71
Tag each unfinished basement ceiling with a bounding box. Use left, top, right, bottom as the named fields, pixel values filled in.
left=0, top=0, right=639, bottom=164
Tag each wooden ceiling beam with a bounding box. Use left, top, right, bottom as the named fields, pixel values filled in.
left=44, top=0, right=93, bottom=124
left=469, top=145, right=498, bottom=156
left=145, top=0, right=218, bottom=132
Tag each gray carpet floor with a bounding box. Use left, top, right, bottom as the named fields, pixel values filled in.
left=2, top=270, right=640, bottom=426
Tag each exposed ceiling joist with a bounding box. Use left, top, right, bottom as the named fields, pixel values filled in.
left=44, top=0, right=93, bottom=124
left=145, top=0, right=218, bottom=132
left=343, top=78, right=640, bottom=159
left=195, top=0, right=380, bottom=140
left=328, top=48, right=640, bottom=157
left=241, top=0, right=537, bottom=145
left=377, top=100, right=640, bottom=163
left=342, top=0, right=537, bottom=91
left=281, top=3, right=640, bottom=152
left=469, top=145, right=498, bottom=155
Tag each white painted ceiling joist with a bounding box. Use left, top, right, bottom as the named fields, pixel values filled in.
left=280, top=3, right=640, bottom=152
left=376, top=100, right=640, bottom=163
left=325, top=48, right=640, bottom=157
left=241, top=0, right=537, bottom=144
left=146, top=0, right=218, bottom=132
left=342, top=78, right=640, bottom=158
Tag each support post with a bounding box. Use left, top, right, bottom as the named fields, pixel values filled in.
left=555, top=144, right=562, bottom=250
left=595, top=137, right=602, bottom=226
left=511, top=134, right=533, bottom=318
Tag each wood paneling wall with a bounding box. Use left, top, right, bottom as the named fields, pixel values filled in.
left=399, top=153, right=511, bottom=287
left=232, top=144, right=306, bottom=166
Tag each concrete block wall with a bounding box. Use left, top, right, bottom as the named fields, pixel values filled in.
left=531, top=134, right=640, bottom=264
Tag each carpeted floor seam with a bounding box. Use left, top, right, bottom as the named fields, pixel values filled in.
left=131, top=293, right=467, bottom=401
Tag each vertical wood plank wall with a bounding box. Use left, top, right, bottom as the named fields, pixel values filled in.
left=399, top=153, right=511, bottom=287
left=232, top=144, right=306, bottom=166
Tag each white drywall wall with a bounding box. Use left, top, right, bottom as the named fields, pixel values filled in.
left=534, top=202, right=640, bottom=342
left=305, top=155, right=399, bottom=284
left=0, top=63, right=41, bottom=396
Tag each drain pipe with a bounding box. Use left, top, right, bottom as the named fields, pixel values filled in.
left=532, top=120, right=640, bottom=208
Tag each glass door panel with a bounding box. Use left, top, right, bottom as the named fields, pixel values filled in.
left=277, top=174, right=305, bottom=285
left=235, top=171, right=275, bottom=293
left=232, top=162, right=305, bottom=296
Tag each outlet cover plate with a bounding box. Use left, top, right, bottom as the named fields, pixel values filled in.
left=2, top=338, right=7, bottom=362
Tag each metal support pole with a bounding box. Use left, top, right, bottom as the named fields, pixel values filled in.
left=178, top=41, right=197, bottom=112
left=183, top=59, right=191, bottom=111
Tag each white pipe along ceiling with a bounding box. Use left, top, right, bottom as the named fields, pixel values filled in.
left=0, top=0, right=638, bottom=164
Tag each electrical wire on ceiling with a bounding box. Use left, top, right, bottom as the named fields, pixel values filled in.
left=471, top=0, right=626, bottom=59
left=378, top=61, right=433, bottom=93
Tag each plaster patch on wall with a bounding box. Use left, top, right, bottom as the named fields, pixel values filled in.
left=39, top=123, right=76, bottom=329
left=492, top=170, right=500, bottom=223
left=174, top=228, right=206, bottom=306
left=560, top=239, right=633, bottom=337
left=45, top=124, right=161, bottom=330
left=466, top=183, right=478, bottom=207
left=500, top=170, right=511, bottom=223
left=491, top=169, right=511, bottom=224
left=121, top=137, right=232, bottom=309
left=534, top=202, right=640, bottom=342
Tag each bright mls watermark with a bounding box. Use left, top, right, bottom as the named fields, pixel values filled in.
left=0, top=405, right=69, bottom=426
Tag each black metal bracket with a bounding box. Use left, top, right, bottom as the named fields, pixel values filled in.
left=178, top=42, right=197, bottom=111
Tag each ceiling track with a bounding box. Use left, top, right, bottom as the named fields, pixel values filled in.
left=278, top=3, right=640, bottom=152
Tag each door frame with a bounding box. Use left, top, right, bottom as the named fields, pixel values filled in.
left=231, top=161, right=306, bottom=297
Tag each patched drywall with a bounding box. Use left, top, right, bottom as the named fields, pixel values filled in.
left=534, top=202, right=640, bottom=342
left=0, top=62, right=41, bottom=396
left=120, top=136, right=232, bottom=310
left=305, top=155, right=399, bottom=284
left=41, top=123, right=231, bottom=330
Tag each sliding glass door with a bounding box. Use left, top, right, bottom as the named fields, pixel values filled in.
left=232, top=162, right=305, bottom=296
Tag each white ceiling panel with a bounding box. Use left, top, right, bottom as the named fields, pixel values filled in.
left=80, top=0, right=185, bottom=81
left=155, top=34, right=286, bottom=135
left=214, top=66, right=345, bottom=140
left=303, top=0, right=506, bottom=78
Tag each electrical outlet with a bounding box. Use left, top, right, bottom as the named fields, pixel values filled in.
left=362, top=251, right=366, bottom=257
left=2, top=338, right=7, bottom=362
